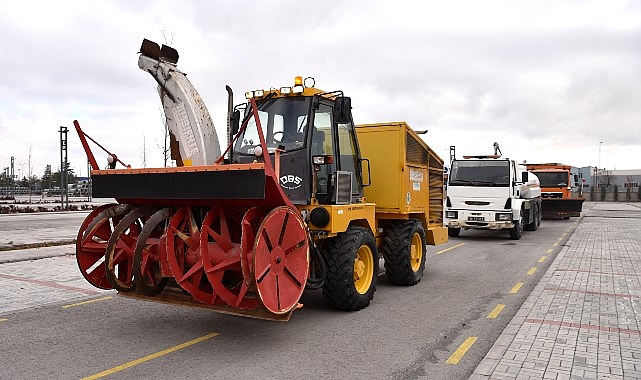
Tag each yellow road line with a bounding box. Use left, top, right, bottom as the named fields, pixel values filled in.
left=446, top=336, right=477, bottom=364
left=527, top=267, right=537, bottom=275
left=0, top=318, right=7, bottom=323
left=552, top=242, right=558, bottom=247
left=546, top=248, right=553, bottom=254
left=436, top=243, right=465, bottom=255
left=63, top=296, right=113, bottom=309
left=510, top=282, right=523, bottom=294
left=538, top=256, right=546, bottom=263
left=82, top=332, right=219, bottom=380
left=487, top=304, right=505, bottom=319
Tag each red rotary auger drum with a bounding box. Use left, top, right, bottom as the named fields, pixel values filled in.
left=74, top=95, right=312, bottom=320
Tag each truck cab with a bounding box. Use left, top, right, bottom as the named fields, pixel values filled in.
left=445, top=153, right=542, bottom=240
left=525, top=163, right=585, bottom=219
left=231, top=80, right=364, bottom=208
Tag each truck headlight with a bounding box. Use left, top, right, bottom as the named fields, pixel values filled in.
left=446, top=210, right=458, bottom=218
left=495, top=213, right=512, bottom=221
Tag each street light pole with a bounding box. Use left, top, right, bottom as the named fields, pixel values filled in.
left=596, top=141, right=603, bottom=192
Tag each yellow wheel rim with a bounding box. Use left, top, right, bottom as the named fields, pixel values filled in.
left=354, top=244, right=374, bottom=294
left=410, top=232, right=423, bottom=272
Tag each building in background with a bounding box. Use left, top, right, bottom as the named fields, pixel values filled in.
left=577, top=167, right=641, bottom=201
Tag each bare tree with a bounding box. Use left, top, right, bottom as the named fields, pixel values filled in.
left=141, top=135, right=147, bottom=168
left=156, top=104, right=170, bottom=167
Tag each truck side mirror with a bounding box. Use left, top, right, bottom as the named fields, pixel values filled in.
left=333, top=96, right=352, bottom=124
left=521, top=172, right=529, bottom=183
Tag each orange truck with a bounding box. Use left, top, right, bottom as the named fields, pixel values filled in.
left=525, top=163, right=585, bottom=219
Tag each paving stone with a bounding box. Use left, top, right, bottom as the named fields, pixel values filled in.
left=472, top=203, right=641, bottom=379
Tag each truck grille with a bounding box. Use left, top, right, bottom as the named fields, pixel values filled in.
left=334, top=171, right=352, bottom=205
left=465, top=201, right=490, bottom=205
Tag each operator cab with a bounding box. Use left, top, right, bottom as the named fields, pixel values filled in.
left=231, top=77, right=366, bottom=206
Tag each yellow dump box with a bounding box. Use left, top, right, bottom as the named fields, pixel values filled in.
left=355, top=122, right=448, bottom=245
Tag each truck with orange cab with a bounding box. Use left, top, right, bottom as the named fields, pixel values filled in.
left=524, top=163, right=585, bottom=219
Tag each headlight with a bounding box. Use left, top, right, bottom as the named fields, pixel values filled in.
left=495, top=213, right=512, bottom=221
left=280, top=87, right=292, bottom=94
left=446, top=210, right=458, bottom=218
left=310, top=207, right=330, bottom=228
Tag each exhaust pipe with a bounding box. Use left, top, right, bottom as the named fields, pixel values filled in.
left=226, top=85, right=233, bottom=162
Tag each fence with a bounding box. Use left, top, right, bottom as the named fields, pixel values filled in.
left=589, top=187, right=641, bottom=202
left=0, top=187, right=32, bottom=195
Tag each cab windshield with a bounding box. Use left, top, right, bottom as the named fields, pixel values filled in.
left=234, top=97, right=311, bottom=154
left=449, top=160, right=510, bottom=187
left=535, top=172, right=568, bottom=188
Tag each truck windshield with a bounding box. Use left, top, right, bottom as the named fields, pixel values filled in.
left=534, top=172, right=568, bottom=188
left=234, top=97, right=311, bottom=154
left=449, top=160, right=510, bottom=187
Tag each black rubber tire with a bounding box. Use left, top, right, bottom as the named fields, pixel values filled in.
left=448, top=227, right=461, bottom=237
left=509, top=209, right=523, bottom=240
left=322, top=226, right=378, bottom=311
left=383, top=220, right=427, bottom=286
left=525, top=205, right=538, bottom=231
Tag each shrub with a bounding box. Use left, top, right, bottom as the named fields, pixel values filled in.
left=590, top=186, right=596, bottom=201
left=600, top=185, right=606, bottom=201
left=613, top=185, right=619, bottom=201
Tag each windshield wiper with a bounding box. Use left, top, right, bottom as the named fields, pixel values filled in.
left=449, top=179, right=474, bottom=185
left=450, top=179, right=505, bottom=186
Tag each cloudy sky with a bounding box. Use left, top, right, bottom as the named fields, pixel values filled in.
left=1, top=0, right=640, bottom=180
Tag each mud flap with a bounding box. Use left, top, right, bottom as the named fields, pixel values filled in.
left=426, top=226, right=448, bottom=245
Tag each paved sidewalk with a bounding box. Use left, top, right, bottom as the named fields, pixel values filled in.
left=0, top=244, right=75, bottom=264
left=471, top=202, right=641, bottom=379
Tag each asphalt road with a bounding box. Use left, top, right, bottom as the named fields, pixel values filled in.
left=0, top=211, right=577, bottom=379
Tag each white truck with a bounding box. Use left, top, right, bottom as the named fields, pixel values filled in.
left=445, top=145, right=542, bottom=240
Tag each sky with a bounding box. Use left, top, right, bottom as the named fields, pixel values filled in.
left=1, top=0, right=640, bottom=181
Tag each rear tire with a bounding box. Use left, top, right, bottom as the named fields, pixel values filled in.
left=525, top=204, right=538, bottom=231
left=383, top=220, right=427, bottom=286
left=448, top=227, right=461, bottom=237
left=322, top=226, right=378, bottom=311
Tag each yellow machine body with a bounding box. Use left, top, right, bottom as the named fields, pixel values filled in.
left=355, top=122, right=448, bottom=246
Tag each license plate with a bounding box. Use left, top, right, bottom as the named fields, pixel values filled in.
left=468, top=216, right=485, bottom=221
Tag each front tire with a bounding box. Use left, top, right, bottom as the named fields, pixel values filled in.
left=448, top=227, right=461, bottom=237
left=509, top=209, right=523, bottom=240
left=383, top=220, right=427, bottom=286
left=322, top=226, right=378, bottom=311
